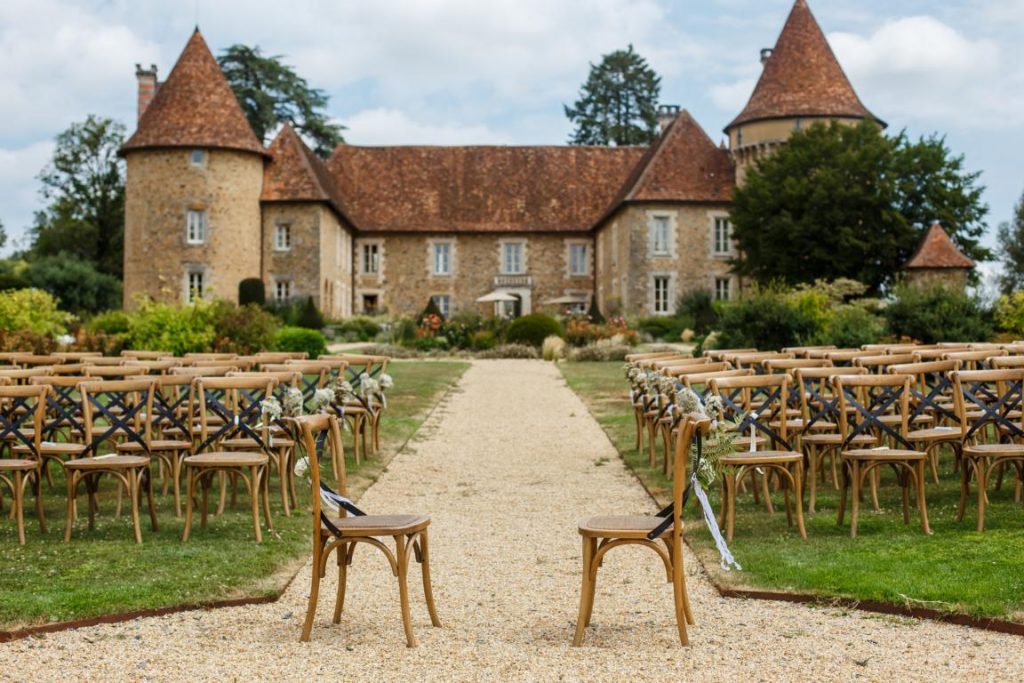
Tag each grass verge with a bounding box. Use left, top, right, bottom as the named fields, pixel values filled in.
left=560, top=360, right=1024, bottom=622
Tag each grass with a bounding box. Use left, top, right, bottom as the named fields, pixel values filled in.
left=0, top=360, right=468, bottom=630
left=560, top=361, right=1024, bottom=622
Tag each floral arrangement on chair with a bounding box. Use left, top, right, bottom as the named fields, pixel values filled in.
left=675, top=388, right=740, bottom=487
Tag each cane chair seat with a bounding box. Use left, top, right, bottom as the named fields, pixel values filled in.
left=841, top=448, right=927, bottom=461
left=0, top=458, right=36, bottom=470
left=578, top=515, right=669, bottom=539
left=13, top=441, right=87, bottom=455
left=801, top=432, right=874, bottom=446
left=721, top=449, right=803, bottom=466
left=221, top=436, right=295, bottom=450
left=962, top=443, right=1024, bottom=456
left=907, top=427, right=962, bottom=442
left=184, top=451, right=268, bottom=467
left=320, top=513, right=430, bottom=538
left=64, top=455, right=150, bottom=469
left=118, top=439, right=192, bottom=452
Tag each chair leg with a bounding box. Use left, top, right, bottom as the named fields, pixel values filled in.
left=34, top=471, right=46, bottom=534
left=261, top=466, right=274, bottom=531
left=793, top=463, right=807, bottom=540
left=916, top=460, right=932, bottom=535
left=129, top=471, right=143, bottom=545
left=145, top=468, right=158, bottom=532
left=726, top=471, right=737, bottom=543
left=929, top=444, right=940, bottom=484
left=957, top=457, right=971, bottom=522
left=333, top=543, right=349, bottom=624
left=278, top=453, right=291, bottom=518
left=901, top=468, right=911, bottom=525
left=836, top=460, right=848, bottom=526
left=807, top=445, right=818, bottom=514
left=759, top=470, right=774, bottom=514
left=300, top=548, right=323, bottom=642
left=13, top=471, right=25, bottom=545
left=976, top=458, right=987, bottom=533
left=633, top=409, right=644, bottom=452
left=250, top=466, right=263, bottom=543
left=64, top=471, right=77, bottom=542
left=850, top=461, right=861, bottom=538
left=201, top=471, right=210, bottom=530
left=671, top=549, right=689, bottom=646
left=418, top=531, right=442, bottom=627
left=395, top=535, right=417, bottom=647
left=172, top=453, right=183, bottom=518
left=572, top=536, right=596, bottom=647
left=182, top=468, right=195, bottom=542
left=869, top=467, right=880, bottom=512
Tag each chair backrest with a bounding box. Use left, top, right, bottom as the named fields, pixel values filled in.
left=651, top=356, right=710, bottom=370
left=51, top=352, right=103, bottom=362
left=781, top=345, right=837, bottom=358
left=703, top=347, right=756, bottom=361
left=942, top=349, right=1007, bottom=370
left=252, top=351, right=309, bottom=363
left=184, top=353, right=238, bottom=361
left=259, top=363, right=329, bottom=407
left=195, top=376, right=277, bottom=453
left=794, top=366, right=869, bottom=433
left=30, top=375, right=89, bottom=441
left=0, top=384, right=48, bottom=458
left=121, top=350, right=174, bottom=360
left=670, top=414, right=710, bottom=533
left=708, top=374, right=793, bottom=449
left=819, top=349, right=875, bottom=366
left=324, top=354, right=389, bottom=389
left=0, top=367, right=52, bottom=385
left=11, top=354, right=63, bottom=367
left=170, top=365, right=237, bottom=377
left=887, top=360, right=960, bottom=425
left=861, top=343, right=919, bottom=354
left=189, top=358, right=254, bottom=370
left=636, top=354, right=690, bottom=369
left=681, top=368, right=753, bottom=395
left=989, top=356, right=1024, bottom=369
left=852, top=353, right=917, bottom=373
left=663, top=361, right=731, bottom=378
left=294, top=413, right=349, bottom=534
left=80, top=379, right=155, bottom=455
left=84, top=364, right=150, bottom=379
left=950, top=369, right=1024, bottom=442
left=124, top=359, right=181, bottom=374
left=81, top=356, right=135, bottom=367
left=725, top=351, right=794, bottom=369
left=762, top=358, right=831, bottom=373
left=624, top=351, right=682, bottom=363
left=129, top=373, right=195, bottom=437
left=49, top=363, right=88, bottom=376
left=833, top=374, right=914, bottom=450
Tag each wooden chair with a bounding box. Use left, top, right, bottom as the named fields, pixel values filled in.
left=51, top=352, right=102, bottom=363
left=28, top=375, right=91, bottom=484
left=888, top=360, right=962, bottom=483
left=572, top=413, right=707, bottom=647
left=853, top=353, right=917, bottom=374
left=951, top=369, right=1024, bottom=531
left=294, top=414, right=440, bottom=646
left=833, top=374, right=931, bottom=537
left=121, top=350, right=174, bottom=360
left=710, top=374, right=807, bottom=542
left=259, top=363, right=329, bottom=412
left=0, top=367, right=52, bottom=385
left=182, top=376, right=273, bottom=542
left=62, top=379, right=159, bottom=543
left=0, top=385, right=49, bottom=544
left=703, top=347, right=756, bottom=361
left=170, top=365, right=237, bottom=378
left=943, top=349, right=1006, bottom=371
left=782, top=345, right=836, bottom=358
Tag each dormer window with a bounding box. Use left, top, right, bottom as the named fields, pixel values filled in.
left=190, top=149, right=205, bottom=167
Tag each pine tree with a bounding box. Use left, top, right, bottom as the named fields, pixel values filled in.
left=564, top=45, right=661, bottom=146
left=998, top=189, right=1024, bottom=294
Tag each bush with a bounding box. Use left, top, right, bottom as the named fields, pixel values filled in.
left=715, top=285, right=820, bottom=350
left=678, top=290, right=718, bottom=335
left=823, top=305, right=884, bottom=348
left=477, top=344, right=540, bottom=359
left=127, top=300, right=216, bottom=355
left=296, top=296, right=325, bottom=330
left=884, top=284, right=992, bottom=343
left=0, top=259, right=28, bottom=291
left=211, top=301, right=280, bottom=354
left=86, top=310, right=131, bottom=335
left=275, top=325, right=327, bottom=358
left=569, top=344, right=632, bottom=362
left=470, top=330, right=497, bottom=350
left=360, top=343, right=420, bottom=359
left=505, top=313, right=564, bottom=347
left=73, top=329, right=127, bottom=356
left=635, top=315, right=694, bottom=342
left=994, top=292, right=1024, bottom=337
left=22, top=254, right=122, bottom=314
left=0, top=330, right=58, bottom=354
left=238, top=278, right=266, bottom=306
left=418, top=297, right=444, bottom=323
left=335, top=317, right=382, bottom=342
left=542, top=335, right=566, bottom=361
left=0, top=288, right=72, bottom=336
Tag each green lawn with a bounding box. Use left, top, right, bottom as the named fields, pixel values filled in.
left=560, top=361, right=1024, bottom=622
left=0, top=360, right=468, bottom=629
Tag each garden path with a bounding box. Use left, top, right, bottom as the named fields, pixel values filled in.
left=3, top=360, right=1023, bottom=681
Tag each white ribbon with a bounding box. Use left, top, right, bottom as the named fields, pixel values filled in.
left=692, top=474, right=742, bottom=571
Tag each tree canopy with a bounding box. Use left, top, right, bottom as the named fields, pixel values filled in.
left=729, top=121, right=990, bottom=292
left=218, top=45, right=344, bottom=158
left=997, top=188, right=1024, bottom=294
left=564, top=45, right=661, bottom=146
left=29, top=115, right=126, bottom=278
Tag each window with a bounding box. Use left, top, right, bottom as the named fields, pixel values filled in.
left=713, top=217, right=731, bottom=256
left=433, top=242, right=451, bottom=276
left=651, top=216, right=670, bottom=255
left=362, top=293, right=379, bottom=314
left=186, top=270, right=204, bottom=302
left=569, top=243, right=588, bottom=276
left=502, top=242, right=523, bottom=274
left=274, top=223, right=292, bottom=251
left=275, top=280, right=292, bottom=302
left=653, top=276, right=671, bottom=314
left=186, top=209, right=206, bottom=244
left=715, top=277, right=732, bottom=301
left=190, top=149, right=205, bottom=166
left=362, top=244, right=379, bottom=274
left=432, top=294, right=451, bottom=318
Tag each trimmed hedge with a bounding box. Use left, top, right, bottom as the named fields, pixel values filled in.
left=275, top=325, right=327, bottom=358
left=504, top=314, right=563, bottom=347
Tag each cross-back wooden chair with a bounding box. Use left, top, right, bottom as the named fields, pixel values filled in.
left=288, top=357, right=348, bottom=380
left=0, top=367, right=52, bottom=385
left=182, top=376, right=274, bottom=541
left=951, top=369, right=1024, bottom=531
left=28, top=375, right=91, bottom=484
left=573, top=413, right=708, bottom=647
left=703, top=347, right=757, bottom=361
left=655, top=366, right=737, bottom=476
left=170, top=365, right=238, bottom=378
left=943, top=349, right=1006, bottom=371
left=121, top=350, right=174, bottom=360
left=853, top=353, right=917, bottom=374
left=84, top=364, right=150, bottom=379
left=887, top=360, right=962, bottom=483
left=62, top=379, right=158, bottom=543
left=782, top=345, right=836, bottom=358
left=260, top=363, right=329, bottom=411
left=51, top=352, right=102, bottom=363
left=709, top=374, right=807, bottom=541
left=294, top=413, right=440, bottom=646
left=0, top=384, right=49, bottom=544
left=833, top=374, right=931, bottom=537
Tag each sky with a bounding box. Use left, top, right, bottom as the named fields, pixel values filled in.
left=1, top=0, right=1022, bottom=261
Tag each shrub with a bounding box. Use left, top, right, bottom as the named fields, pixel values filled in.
left=275, top=325, right=327, bottom=358
left=0, top=259, right=29, bottom=291
left=678, top=290, right=718, bottom=335
left=715, top=285, right=819, bottom=350
left=635, top=315, right=693, bottom=342
left=994, top=292, right=1024, bottom=336
left=238, top=278, right=266, bottom=306
left=470, top=330, right=497, bottom=350
left=569, top=344, right=632, bottom=362
left=542, top=335, right=566, bottom=361
left=127, top=300, right=216, bottom=355
left=360, top=343, right=420, bottom=359
left=211, top=301, right=280, bottom=354
left=73, top=329, right=127, bottom=356
left=418, top=297, right=444, bottom=323
left=335, top=316, right=382, bottom=342
left=505, top=313, right=564, bottom=347
left=86, top=310, right=131, bottom=335
left=22, top=254, right=122, bottom=314
left=297, top=296, right=326, bottom=330
left=477, top=344, right=540, bottom=359
left=390, top=317, right=418, bottom=345
left=0, top=330, right=58, bottom=354
left=884, top=284, right=992, bottom=343
left=823, top=305, right=884, bottom=348
left=0, top=288, right=72, bottom=336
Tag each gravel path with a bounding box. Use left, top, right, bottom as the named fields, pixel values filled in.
left=3, top=360, right=1023, bottom=682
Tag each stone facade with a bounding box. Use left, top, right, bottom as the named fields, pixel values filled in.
left=903, top=268, right=970, bottom=292
left=123, top=148, right=264, bottom=307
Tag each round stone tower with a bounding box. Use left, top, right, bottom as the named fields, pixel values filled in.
left=724, top=0, right=884, bottom=185
left=120, top=29, right=267, bottom=307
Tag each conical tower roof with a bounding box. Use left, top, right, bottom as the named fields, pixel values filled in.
left=121, top=29, right=266, bottom=156
left=903, top=222, right=975, bottom=270
left=726, top=0, right=880, bottom=131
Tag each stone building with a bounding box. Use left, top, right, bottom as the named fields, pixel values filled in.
left=122, top=0, right=887, bottom=318
left=902, top=222, right=976, bottom=291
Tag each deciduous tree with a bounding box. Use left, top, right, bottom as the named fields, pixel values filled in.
left=997, top=188, right=1024, bottom=294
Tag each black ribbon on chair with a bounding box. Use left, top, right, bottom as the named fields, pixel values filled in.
left=195, top=389, right=269, bottom=454
left=909, top=372, right=959, bottom=425
left=83, top=390, right=149, bottom=456
left=842, top=385, right=914, bottom=451
left=0, top=395, right=40, bottom=452
left=149, top=385, right=192, bottom=436
left=962, top=379, right=1024, bottom=441
left=647, top=431, right=703, bottom=540
left=42, top=385, right=87, bottom=441
left=802, top=379, right=840, bottom=431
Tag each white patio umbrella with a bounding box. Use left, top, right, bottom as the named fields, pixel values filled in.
left=541, top=295, right=589, bottom=305
left=475, top=291, right=520, bottom=303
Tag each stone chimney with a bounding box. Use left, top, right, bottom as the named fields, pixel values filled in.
left=657, top=104, right=680, bottom=133
left=760, top=48, right=773, bottom=65
left=135, top=64, right=158, bottom=121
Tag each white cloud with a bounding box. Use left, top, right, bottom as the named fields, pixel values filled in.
left=708, top=78, right=756, bottom=113
left=343, top=108, right=512, bottom=146
left=0, top=141, right=55, bottom=251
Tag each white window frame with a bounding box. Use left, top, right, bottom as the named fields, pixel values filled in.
left=432, top=242, right=452, bottom=276
left=274, top=279, right=292, bottom=303
left=501, top=242, right=524, bottom=275
left=185, top=270, right=205, bottom=303
left=274, top=223, right=292, bottom=252
left=712, top=215, right=732, bottom=257
left=186, top=209, right=207, bottom=245
left=361, top=243, right=380, bottom=275
left=652, top=274, right=673, bottom=315
left=651, top=215, right=671, bottom=256
left=190, top=149, right=205, bottom=167
left=715, top=277, right=733, bottom=301
left=568, top=242, right=589, bottom=276
left=432, top=294, right=451, bottom=318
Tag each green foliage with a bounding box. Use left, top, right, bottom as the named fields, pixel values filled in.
left=476, top=344, right=540, bottom=359
left=635, top=315, right=693, bottom=342
left=997, top=188, right=1024, bottom=295
left=731, top=121, right=989, bottom=292
left=0, top=330, right=58, bottom=354
left=994, top=292, right=1024, bottom=336
left=824, top=305, right=885, bottom=348
left=715, top=284, right=820, bottom=350
left=218, top=45, right=345, bottom=158
left=334, top=316, right=382, bottom=342
left=29, top=115, right=126, bottom=278
left=22, top=253, right=122, bottom=314
left=86, top=310, right=131, bottom=335
left=565, top=44, right=661, bottom=146
left=211, top=301, right=280, bottom=354
left=678, top=290, right=718, bottom=335
left=505, top=313, right=564, bottom=347
left=238, top=278, right=266, bottom=306
left=884, top=284, right=992, bottom=343
left=469, top=330, right=497, bottom=350
left=0, top=259, right=29, bottom=291
left=127, top=300, right=217, bottom=355
left=0, top=219, right=5, bottom=250
left=418, top=296, right=444, bottom=322
left=0, top=288, right=72, bottom=335
left=275, top=325, right=327, bottom=358
left=296, top=296, right=325, bottom=329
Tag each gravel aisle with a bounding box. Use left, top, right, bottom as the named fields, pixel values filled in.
left=3, top=360, right=1023, bottom=682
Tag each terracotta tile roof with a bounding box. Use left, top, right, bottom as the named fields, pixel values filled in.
left=726, top=0, right=879, bottom=131
left=621, top=110, right=733, bottom=203
left=326, top=144, right=648, bottom=233
left=903, top=222, right=975, bottom=270
left=121, top=30, right=266, bottom=156
left=262, top=124, right=350, bottom=221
